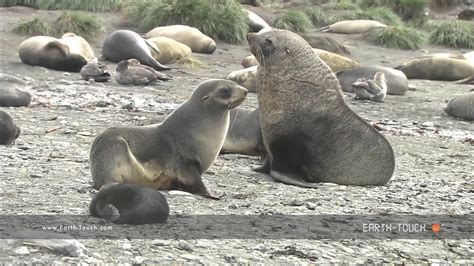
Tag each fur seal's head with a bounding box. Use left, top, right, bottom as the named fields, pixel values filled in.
left=192, top=79, right=248, bottom=110
left=247, top=29, right=312, bottom=66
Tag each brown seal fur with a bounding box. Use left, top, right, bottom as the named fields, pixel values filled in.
left=90, top=79, right=247, bottom=197
left=248, top=29, right=394, bottom=187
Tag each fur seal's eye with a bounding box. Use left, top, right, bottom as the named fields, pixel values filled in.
left=285, top=48, right=291, bottom=54
left=202, top=95, right=210, bottom=101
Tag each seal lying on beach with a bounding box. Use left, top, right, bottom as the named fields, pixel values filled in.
left=0, top=110, right=20, bottom=145
left=115, top=59, right=171, bottom=86
left=89, top=182, right=169, bottom=225
left=337, top=66, right=408, bottom=95
left=445, top=94, right=474, bottom=121
left=248, top=29, right=395, bottom=187
left=90, top=79, right=247, bottom=197
left=0, top=73, right=32, bottom=107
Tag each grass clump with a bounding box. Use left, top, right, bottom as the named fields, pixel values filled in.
left=273, top=10, right=312, bottom=33
left=329, top=7, right=402, bottom=26
left=429, top=20, right=474, bottom=48
left=126, top=0, right=248, bottom=43
left=365, top=26, right=425, bottom=50
left=14, top=17, right=54, bottom=35
left=305, top=8, right=329, bottom=26
left=331, top=1, right=359, bottom=10
left=56, top=11, right=103, bottom=39
left=0, top=0, right=122, bottom=11
left=358, top=0, right=428, bottom=21
left=430, top=0, right=462, bottom=8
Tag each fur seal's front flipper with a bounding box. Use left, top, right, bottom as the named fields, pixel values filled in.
left=254, top=156, right=270, bottom=173
left=178, top=165, right=220, bottom=200
left=270, top=170, right=320, bottom=188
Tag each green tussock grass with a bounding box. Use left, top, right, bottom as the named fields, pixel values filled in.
left=329, top=7, right=402, bottom=26
left=56, top=11, right=103, bottom=39
left=273, top=10, right=312, bottom=33
left=331, top=1, right=359, bottom=10
left=14, top=17, right=54, bottom=35
left=305, top=8, right=329, bottom=26
left=0, top=0, right=122, bottom=11
left=430, top=0, right=462, bottom=8
left=126, top=0, right=248, bottom=43
left=429, top=20, right=474, bottom=48
left=358, top=0, right=428, bottom=21
left=365, top=26, right=424, bottom=50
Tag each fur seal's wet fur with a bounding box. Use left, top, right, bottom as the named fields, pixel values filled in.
left=352, top=72, right=388, bottom=102
left=0, top=73, right=32, bottom=107
left=89, top=183, right=169, bottom=224
left=90, top=79, right=247, bottom=197
left=222, top=107, right=265, bottom=158
left=102, top=30, right=170, bottom=71
left=248, top=29, right=395, bottom=187
left=337, top=66, right=408, bottom=95
left=0, top=110, right=20, bottom=145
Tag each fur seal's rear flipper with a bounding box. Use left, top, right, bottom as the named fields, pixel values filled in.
left=270, top=170, right=320, bottom=188
left=97, top=203, right=121, bottom=222
left=315, top=26, right=330, bottom=32
left=254, top=157, right=270, bottom=173
left=456, top=75, right=474, bottom=84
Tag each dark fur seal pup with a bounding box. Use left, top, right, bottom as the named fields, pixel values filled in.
left=222, top=107, right=265, bottom=158
left=352, top=72, right=387, bottom=102
left=337, top=66, right=408, bottom=95
left=0, top=73, right=31, bottom=107
left=445, top=94, right=474, bottom=121
left=80, top=62, right=111, bottom=82
left=115, top=59, right=172, bottom=86
left=18, top=36, right=88, bottom=72
left=90, top=79, right=248, bottom=197
left=0, top=110, right=20, bottom=145
left=102, top=30, right=170, bottom=71
left=89, top=182, right=169, bottom=224
left=247, top=29, right=395, bottom=187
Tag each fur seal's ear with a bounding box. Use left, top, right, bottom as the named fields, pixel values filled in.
left=260, top=38, right=275, bottom=57
left=285, top=48, right=291, bottom=55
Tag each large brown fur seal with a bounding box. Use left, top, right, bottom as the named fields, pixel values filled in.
left=90, top=79, right=247, bottom=197
left=146, top=36, right=192, bottom=64
left=18, top=36, right=88, bottom=72
left=0, top=110, right=20, bottom=145
left=89, top=182, right=169, bottom=224
left=248, top=29, right=395, bottom=187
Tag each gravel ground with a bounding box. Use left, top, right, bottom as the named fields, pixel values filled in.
left=1, top=6, right=473, bottom=264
